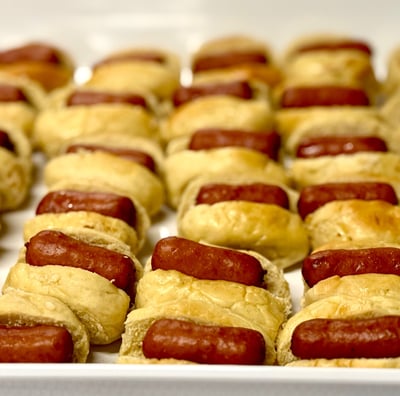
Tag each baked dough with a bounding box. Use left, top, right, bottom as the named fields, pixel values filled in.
left=0, top=287, right=89, bottom=362
left=160, top=96, right=274, bottom=144
left=0, top=72, right=46, bottom=136
left=6, top=228, right=144, bottom=344
left=163, top=146, right=290, bottom=209
left=177, top=175, right=309, bottom=269
left=304, top=200, right=400, bottom=250
left=118, top=279, right=287, bottom=365
left=0, top=124, right=33, bottom=211
left=44, top=151, right=165, bottom=217
left=383, top=45, right=400, bottom=96
left=303, top=274, right=400, bottom=307
left=32, top=101, right=158, bottom=157
left=276, top=294, right=400, bottom=367
left=4, top=262, right=130, bottom=345
left=278, top=107, right=400, bottom=156
left=275, top=107, right=383, bottom=147
left=136, top=267, right=291, bottom=318
left=58, top=132, right=165, bottom=175
left=23, top=210, right=147, bottom=255
left=289, top=152, right=400, bottom=197
left=85, top=47, right=180, bottom=100
left=0, top=41, right=75, bottom=92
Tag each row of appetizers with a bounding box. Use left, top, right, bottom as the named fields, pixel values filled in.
left=0, top=33, right=399, bottom=366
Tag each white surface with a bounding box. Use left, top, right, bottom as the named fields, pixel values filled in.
left=0, top=1, right=400, bottom=394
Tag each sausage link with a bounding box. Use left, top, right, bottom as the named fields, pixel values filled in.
left=35, top=189, right=137, bottom=228
left=189, top=128, right=281, bottom=160
left=0, top=324, right=74, bottom=363
left=297, top=181, right=398, bottom=220
left=142, top=318, right=266, bottom=365
left=192, top=51, right=268, bottom=73
left=0, top=130, right=15, bottom=152
left=296, top=136, right=388, bottom=158
left=302, top=247, right=400, bottom=287
left=172, top=80, right=253, bottom=107
left=66, top=144, right=156, bottom=173
left=0, top=43, right=62, bottom=64
left=280, top=86, right=370, bottom=108
left=294, top=40, right=372, bottom=56
left=0, top=83, right=29, bottom=103
left=291, top=316, right=400, bottom=359
left=196, top=182, right=290, bottom=209
left=151, top=236, right=265, bottom=287
left=66, top=90, right=148, bottom=109
left=25, top=230, right=136, bottom=298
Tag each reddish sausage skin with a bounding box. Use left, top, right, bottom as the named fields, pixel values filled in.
left=0, top=43, right=62, bottom=64
left=0, top=130, right=15, bottom=152
left=35, top=189, right=137, bottom=228
left=297, top=181, right=398, bottom=220
left=189, top=129, right=281, bottom=160
left=172, top=80, right=253, bottom=107
left=302, top=247, right=400, bottom=287
left=66, top=90, right=148, bottom=109
left=0, top=83, right=29, bottom=103
left=196, top=182, right=290, bottom=209
left=294, top=40, right=372, bottom=56
left=192, top=51, right=268, bottom=73
left=66, top=144, right=156, bottom=173
left=142, top=318, right=266, bottom=365
left=151, top=236, right=265, bottom=287
left=291, top=316, right=400, bottom=359
left=25, top=230, right=136, bottom=298
left=296, top=136, right=388, bottom=158
left=280, top=86, right=370, bottom=108
left=0, top=324, right=74, bottom=363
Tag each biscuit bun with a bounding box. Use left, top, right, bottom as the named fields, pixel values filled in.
left=289, top=152, right=400, bottom=197
left=176, top=175, right=308, bottom=269
left=163, top=146, right=289, bottom=209
left=276, top=294, right=400, bottom=367
left=32, top=97, right=158, bottom=157
left=85, top=47, right=180, bottom=100
left=0, top=41, right=75, bottom=92
left=0, top=124, right=33, bottom=211
left=23, top=210, right=146, bottom=255
left=43, top=151, right=165, bottom=217
left=5, top=228, right=143, bottom=344
left=136, top=266, right=291, bottom=317
left=0, top=72, right=46, bottom=135
left=0, top=287, right=89, bottom=362
left=304, top=200, right=400, bottom=250
left=279, top=107, right=399, bottom=156
left=118, top=279, right=287, bottom=365
left=161, top=95, right=274, bottom=144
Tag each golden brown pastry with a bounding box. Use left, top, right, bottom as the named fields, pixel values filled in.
left=85, top=46, right=180, bottom=102
left=289, top=152, right=400, bottom=198
left=304, top=199, right=400, bottom=250
left=176, top=175, right=309, bottom=269
left=160, top=95, right=274, bottom=145
left=0, top=124, right=33, bottom=211
left=276, top=294, right=400, bottom=367
left=4, top=227, right=143, bottom=345
left=43, top=151, right=165, bottom=217
left=0, top=287, right=90, bottom=362
left=32, top=85, right=159, bottom=157
left=118, top=278, right=287, bottom=365
left=163, top=146, right=289, bottom=209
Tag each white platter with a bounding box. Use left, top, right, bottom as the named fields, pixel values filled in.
left=1, top=1, right=400, bottom=394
